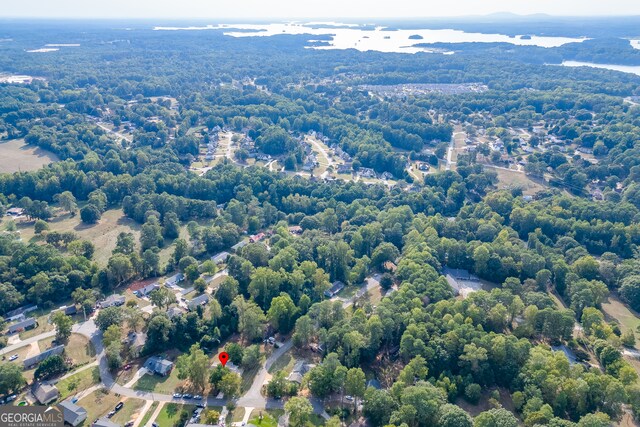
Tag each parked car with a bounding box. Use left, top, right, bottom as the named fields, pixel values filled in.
left=173, top=393, right=183, bottom=399
left=193, top=395, right=202, bottom=400
left=123, top=364, right=132, bottom=370
left=125, top=422, right=134, bottom=427
left=115, top=402, right=124, bottom=411
left=183, top=393, right=193, bottom=399
left=8, top=354, right=18, bottom=361
left=107, top=411, right=116, bottom=418
left=345, top=395, right=354, bottom=401
left=6, top=395, right=17, bottom=402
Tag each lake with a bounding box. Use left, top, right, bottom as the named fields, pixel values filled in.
left=154, top=22, right=587, bottom=54
left=560, top=60, right=640, bottom=77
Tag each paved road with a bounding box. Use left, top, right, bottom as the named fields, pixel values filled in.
left=0, top=330, right=56, bottom=356
left=236, top=340, right=293, bottom=408
left=73, top=319, right=228, bottom=407
left=339, top=274, right=381, bottom=308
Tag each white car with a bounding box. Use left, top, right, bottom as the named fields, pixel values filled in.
left=8, top=354, right=18, bottom=361
left=173, top=393, right=183, bottom=399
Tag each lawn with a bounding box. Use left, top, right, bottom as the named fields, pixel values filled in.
left=134, top=369, right=184, bottom=394
left=111, top=398, right=146, bottom=425
left=64, top=333, right=96, bottom=366
left=19, top=314, right=54, bottom=339
left=241, top=364, right=260, bottom=394
left=268, top=353, right=294, bottom=375
left=154, top=403, right=195, bottom=427
left=57, top=366, right=101, bottom=400
left=139, top=401, right=159, bottom=427
left=248, top=409, right=281, bottom=427
left=0, top=138, right=58, bottom=173
left=78, top=389, right=119, bottom=425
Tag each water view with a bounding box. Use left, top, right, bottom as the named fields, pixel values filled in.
left=154, top=22, right=588, bottom=54
left=561, top=60, right=640, bottom=76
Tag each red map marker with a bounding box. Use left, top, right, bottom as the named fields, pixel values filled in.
left=219, top=351, right=229, bottom=367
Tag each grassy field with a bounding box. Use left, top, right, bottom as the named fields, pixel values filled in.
left=154, top=403, right=195, bottom=427
left=65, top=333, right=96, bottom=365
left=134, top=369, right=184, bottom=394
left=78, top=389, right=119, bottom=425
left=491, top=167, right=547, bottom=196
left=601, top=295, right=640, bottom=339
left=0, top=139, right=58, bottom=173
left=111, top=398, right=146, bottom=425
left=240, top=364, right=260, bottom=394
left=248, top=409, right=281, bottom=427
left=13, top=208, right=185, bottom=266
left=57, top=366, right=101, bottom=400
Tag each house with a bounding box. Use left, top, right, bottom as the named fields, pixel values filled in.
left=133, top=282, right=160, bottom=297
left=359, top=168, right=376, bottom=178
left=167, top=306, right=185, bottom=319
left=8, top=317, right=37, bottom=335
left=187, top=294, right=209, bottom=311
left=211, top=252, right=230, bottom=265
left=59, top=400, right=87, bottom=427
left=144, top=356, right=174, bottom=376
left=98, top=294, right=125, bottom=309
left=288, top=226, right=303, bottom=235
left=324, top=281, right=345, bottom=298
left=231, top=240, right=248, bottom=252
left=380, top=172, right=393, bottom=180
left=287, top=361, right=313, bottom=384
left=33, top=383, right=59, bottom=404
left=165, top=273, right=185, bottom=287
left=24, top=345, right=65, bottom=369
left=5, top=304, right=37, bottom=319
left=249, top=233, right=265, bottom=243
left=383, top=261, right=397, bottom=273
left=337, top=164, right=352, bottom=174
left=51, top=305, right=77, bottom=316
left=92, top=418, right=121, bottom=427
left=5, top=207, right=25, bottom=217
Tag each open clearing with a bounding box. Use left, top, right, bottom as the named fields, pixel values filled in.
left=13, top=208, right=184, bottom=266
left=491, top=167, right=547, bottom=196
left=602, top=294, right=640, bottom=337
left=0, top=139, right=59, bottom=173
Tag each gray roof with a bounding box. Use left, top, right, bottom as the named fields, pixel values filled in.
left=59, top=400, right=87, bottom=427
left=5, top=304, right=37, bottom=319
left=8, top=317, right=37, bottom=333
left=33, top=383, right=59, bottom=404
left=324, top=281, right=345, bottom=297
left=144, top=356, right=173, bottom=375
left=99, top=294, right=125, bottom=307
left=211, top=252, right=230, bottom=263
left=231, top=240, right=248, bottom=252
left=187, top=294, right=209, bottom=309
left=23, top=344, right=65, bottom=368
left=92, top=418, right=121, bottom=427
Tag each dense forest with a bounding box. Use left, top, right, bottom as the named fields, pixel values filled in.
left=1, top=19, right=640, bottom=427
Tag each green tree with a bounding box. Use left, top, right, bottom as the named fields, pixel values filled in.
left=176, top=344, right=210, bottom=392
left=149, top=286, right=177, bottom=309
left=285, top=396, right=313, bottom=427
left=267, top=293, right=299, bottom=333
left=50, top=311, right=73, bottom=342
left=474, top=408, right=519, bottom=427
left=0, top=363, right=26, bottom=395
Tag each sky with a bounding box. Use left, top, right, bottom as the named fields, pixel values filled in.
left=1, top=0, right=639, bottom=19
